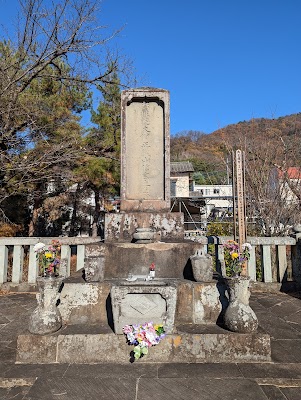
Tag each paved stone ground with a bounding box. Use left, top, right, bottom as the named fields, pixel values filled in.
left=0, top=290, right=301, bottom=399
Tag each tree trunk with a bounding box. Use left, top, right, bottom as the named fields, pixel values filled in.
left=91, top=190, right=100, bottom=238
left=28, top=197, right=42, bottom=237
left=69, top=184, right=81, bottom=237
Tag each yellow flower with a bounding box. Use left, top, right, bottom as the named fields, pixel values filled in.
left=231, top=252, right=239, bottom=259
left=44, top=252, right=53, bottom=259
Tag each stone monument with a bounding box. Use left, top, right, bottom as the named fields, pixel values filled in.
left=17, top=87, right=271, bottom=364
left=105, top=88, right=184, bottom=243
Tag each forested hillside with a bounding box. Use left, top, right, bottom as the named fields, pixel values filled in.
left=171, top=113, right=301, bottom=184
left=171, top=112, right=301, bottom=235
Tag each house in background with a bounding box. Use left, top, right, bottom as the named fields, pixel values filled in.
left=169, top=162, right=233, bottom=230
left=269, top=167, right=301, bottom=205
left=192, top=184, right=233, bottom=219
left=170, top=161, right=194, bottom=197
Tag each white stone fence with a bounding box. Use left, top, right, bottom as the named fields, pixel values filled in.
left=0, top=235, right=300, bottom=288
left=0, top=237, right=101, bottom=286
left=185, top=232, right=299, bottom=285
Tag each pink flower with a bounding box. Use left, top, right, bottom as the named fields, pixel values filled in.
left=122, top=325, right=132, bottom=334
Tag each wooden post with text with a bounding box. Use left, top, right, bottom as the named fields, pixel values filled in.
left=232, top=149, right=247, bottom=276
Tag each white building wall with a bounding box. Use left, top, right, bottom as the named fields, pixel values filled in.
left=171, top=175, right=190, bottom=197
left=193, top=184, right=232, bottom=208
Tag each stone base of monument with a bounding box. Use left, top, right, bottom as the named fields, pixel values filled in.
left=104, top=212, right=185, bottom=242
left=16, top=280, right=271, bottom=364
left=53, top=280, right=226, bottom=327
left=16, top=330, right=271, bottom=364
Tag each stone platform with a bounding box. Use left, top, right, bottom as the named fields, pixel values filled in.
left=16, top=278, right=271, bottom=364
left=4, top=291, right=301, bottom=399
left=16, top=329, right=271, bottom=364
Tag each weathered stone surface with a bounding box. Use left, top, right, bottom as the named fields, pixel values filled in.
left=224, top=277, right=258, bottom=333
left=120, top=88, right=170, bottom=212
left=105, top=212, right=184, bottom=242
left=85, top=243, right=105, bottom=258
left=193, top=282, right=222, bottom=324
left=111, top=283, right=177, bottom=334
left=175, top=281, right=194, bottom=324
left=28, top=277, right=63, bottom=335
left=84, top=256, right=105, bottom=282
left=24, top=377, right=137, bottom=400
left=190, top=251, right=213, bottom=282
left=133, top=227, right=155, bottom=243
left=57, top=334, right=128, bottom=363
left=58, top=282, right=110, bottom=325
left=16, top=332, right=271, bottom=364
left=16, top=335, right=57, bottom=363
left=57, top=280, right=225, bottom=328
left=101, top=241, right=203, bottom=279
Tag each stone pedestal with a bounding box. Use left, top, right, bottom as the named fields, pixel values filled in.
left=29, top=277, right=63, bottom=335
left=224, top=276, right=258, bottom=333
left=105, top=212, right=184, bottom=242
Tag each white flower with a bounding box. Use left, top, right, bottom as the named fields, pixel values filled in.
left=33, top=242, right=46, bottom=253
left=242, top=243, right=252, bottom=251
left=145, top=331, right=158, bottom=345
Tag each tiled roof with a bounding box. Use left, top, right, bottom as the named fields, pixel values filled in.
left=278, top=167, right=301, bottom=179
left=170, top=161, right=194, bottom=173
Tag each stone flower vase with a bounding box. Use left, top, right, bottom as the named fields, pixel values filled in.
left=224, top=276, right=258, bottom=333
left=29, top=276, right=64, bottom=335
left=190, top=250, right=213, bottom=282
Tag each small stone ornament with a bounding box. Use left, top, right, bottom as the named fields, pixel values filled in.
left=190, top=250, right=213, bottom=282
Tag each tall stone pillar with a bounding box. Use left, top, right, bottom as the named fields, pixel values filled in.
left=120, top=88, right=170, bottom=212
left=105, top=87, right=184, bottom=242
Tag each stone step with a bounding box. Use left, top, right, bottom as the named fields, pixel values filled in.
left=16, top=331, right=271, bottom=364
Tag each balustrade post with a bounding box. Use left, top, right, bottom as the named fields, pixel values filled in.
left=277, top=245, right=288, bottom=283
left=216, top=240, right=226, bottom=277
left=76, top=245, right=85, bottom=271
left=248, top=245, right=256, bottom=281
left=291, top=225, right=301, bottom=288
left=12, top=245, right=24, bottom=283
left=28, top=245, right=39, bottom=284
left=61, top=245, right=71, bottom=277
left=0, top=245, right=8, bottom=284
left=261, top=245, right=273, bottom=283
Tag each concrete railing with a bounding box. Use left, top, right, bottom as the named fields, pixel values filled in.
left=185, top=231, right=299, bottom=284
left=0, top=237, right=101, bottom=285
left=0, top=234, right=299, bottom=287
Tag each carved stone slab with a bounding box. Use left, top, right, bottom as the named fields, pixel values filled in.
left=110, top=282, right=177, bottom=334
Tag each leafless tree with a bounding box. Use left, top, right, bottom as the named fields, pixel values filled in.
left=226, top=121, right=301, bottom=236
left=0, top=0, right=132, bottom=230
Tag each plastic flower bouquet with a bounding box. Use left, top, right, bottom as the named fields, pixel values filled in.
left=122, top=322, right=165, bottom=360
left=33, top=240, right=61, bottom=277
left=223, top=240, right=252, bottom=277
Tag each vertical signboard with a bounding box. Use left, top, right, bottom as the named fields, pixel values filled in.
left=236, top=150, right=246, bottom=248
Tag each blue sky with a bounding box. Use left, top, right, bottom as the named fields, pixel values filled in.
left=1, top=0, right=301, bottom=134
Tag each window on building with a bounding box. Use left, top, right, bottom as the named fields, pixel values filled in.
left=170, top=179, right=177, bottom=197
